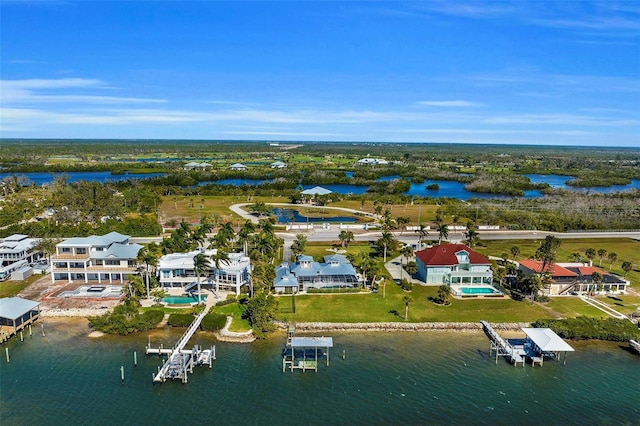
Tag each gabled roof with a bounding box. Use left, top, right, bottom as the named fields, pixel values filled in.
left=92, top=243, right=142, bottom=260
left=0, top=297, right=39, bottom=320
left=522, top=328, right=574, bottom=352
left=415, top=243, right=489, bottom=266
left=301, top=186, right=332, bottom=196
left=229, top=163, right=247, bottom=169
left=518, top=260, right=578, bottom=277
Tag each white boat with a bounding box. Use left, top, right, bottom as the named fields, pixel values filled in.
left=630, top=339, right=640, bottom=354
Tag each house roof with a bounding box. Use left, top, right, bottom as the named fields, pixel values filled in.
left=518, top=260, right=578, bottom=277
left=0, top=297, right=39, bottom=320
left=229, top=163, right=247, bottom=169
left=274, top=273, right=299, bottom=288
left=92, top=243, right=142, bottom=260
left=301, top=186, right=333, bottom=196
left=415, top=243, right=489, bottom=266
left=58, top=231, right=130, bottom=247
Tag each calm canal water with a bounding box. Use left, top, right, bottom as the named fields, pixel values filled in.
left=1, top=319, right=638, bottom=425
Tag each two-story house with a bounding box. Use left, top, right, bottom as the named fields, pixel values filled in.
left=51, top=232, right=141, bottom=284
left=157, top=249, right=251, bottom=295
left=415, top=243, right=493, bottom=286
left=274, top=254, right=359, bottom=292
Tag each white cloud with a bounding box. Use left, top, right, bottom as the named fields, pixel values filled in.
left=0, top=78, right=166, bottom=104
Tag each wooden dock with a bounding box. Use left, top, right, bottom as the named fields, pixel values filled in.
left=146, top=308, right=215, bottom=383
left=630, top=339, right=640, bottom=355
left=481, top=321, right=526, bottom=366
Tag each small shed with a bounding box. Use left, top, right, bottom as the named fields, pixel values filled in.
left=11, top=265, right=33, bottom=281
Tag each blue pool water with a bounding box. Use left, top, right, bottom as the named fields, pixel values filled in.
left=162, top=295, right=206, bottom=304
left=460, top=287, right=501, bottom=295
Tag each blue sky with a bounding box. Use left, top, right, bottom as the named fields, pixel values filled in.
left=1, top=1, right=639, bottom=146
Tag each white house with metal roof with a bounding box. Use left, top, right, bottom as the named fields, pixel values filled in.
left=157, top=249, right=251, bottom=295
left=274, top=254, right=359, bottom=292
left=51, top=232, right=142, bottom=284
left=229, top=163, right=248, bottom=171
left=0, top=234, right=42, bottom=267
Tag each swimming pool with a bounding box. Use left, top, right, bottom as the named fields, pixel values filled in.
left=454, top=286, right=503, bottom=296
left=162, top=295, right=207, bottom=305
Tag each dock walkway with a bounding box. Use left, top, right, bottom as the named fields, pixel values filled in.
left=146, top=293, right=218, bottom=383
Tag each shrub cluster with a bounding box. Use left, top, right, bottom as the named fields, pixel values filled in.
left=167, top=313, right=196, bottom=327
left=200, top=312, right=227, bottom=331
left=533, top=317, right=640, bottom=342
left=88, top=301, right=164, bottom=335
left=399, top=278, right=413, bottom=291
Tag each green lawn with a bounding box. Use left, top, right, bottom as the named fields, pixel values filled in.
left=276, top=282, right=551, bottom=323
left=0, top=273, right=47, bottom=298
left=214, top=303, right=251, bottom=332
left=543, top=297, right=609, bottom=318
left=595, top=294, right=640, bottom=316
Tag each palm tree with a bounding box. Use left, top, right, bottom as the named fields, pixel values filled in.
left=291, top=234, right=308, bottom=258
left=621, top=261, right=633, bottom=278
left=137, top=246, right=159, bottom=300
left=597, top=249, right=607, bottom=267
left=464, top=221, right=479, bottom=248
left=237, top=220, right=255, bottom=255
left=338, top=230, right=354, bottom=248
left=396, top=216, right=410, bottom=234
left=585, top=248, right=596, bottom=266
left=192, top=253, right=211, bottom=305
left=378, top=231, right=395, bottom=262
left=607, top=252, right=617, bottom=271
left=569, top=252, right=582, bottom=263
left=402, top=295, right=413, bottom=320
left=436, top=223, right=449, bottom=245
left=415, top=224, right=428, bottom=249
left=210, top=249, right=230, bottom=295
left=590, top=271, right=603, bottom=294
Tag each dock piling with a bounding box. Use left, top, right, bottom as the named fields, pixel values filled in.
left=342, top=350, right=345, bottom=360
left=134, top=351, right=137, bottom=367
left=41, top=323, right=45, bottom=337
left=20, top=331, right=23, bottom=342
left=29, top=324, right=32, bottom=337
left=5, top=347, right=9, bottom=363
left=120, top=366, right=125, bottom=383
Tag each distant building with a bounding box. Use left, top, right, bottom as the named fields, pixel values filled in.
left=518, top=260, right=628, bottom=295
left=274, top=254, right=359, bottom=292
left=51, top=232, right=141, bottom=284
left=357, top=158, right=389, bottom=166
left=157, top=250, right=251, bottom=295
left=229, top=163, right=248, bottom=171
left=415, top=243, right=493, bottom=285
left=270, top=161, right=286, bottom=169
left=184, top=162, right=211, bottom=171
left=0, top=234, right=41, bottom=267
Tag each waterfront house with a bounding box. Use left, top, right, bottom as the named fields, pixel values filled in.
left=0, top=234, right=42, bottom=267
left=50, top=232, right=141, bottom=285
left=415, top=243, right=493, bottom=285
left=157, top=249, right=251, bottom=295
left=229, top=163, right=248, bottom=171
left=356, top=158, right=389, bottom=166
left=517, top=260, right=628, bottom=295
left=270, top=161, right=286, bottom=169
left=184, top=162, right=211, bottom=171
left=274, top=254, right=359, bottom=292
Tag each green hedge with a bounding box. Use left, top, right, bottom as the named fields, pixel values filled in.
left=533, top=317, right=640, bottom=342
left=200, top=312, right=227, bottom=331
left=88, top=302, right=165, bottom=335
left=167, top=313, right=196, bottom=327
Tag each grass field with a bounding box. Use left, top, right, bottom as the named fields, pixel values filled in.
left=160, top=195, right=289, bottom=224
left=0, top=274, right=45, bottom=298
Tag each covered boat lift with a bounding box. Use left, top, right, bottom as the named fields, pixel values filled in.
left=283, top=336, right=333, bottom=372
left=521, top=328, right=575, bottom=366
left=0, top=297, right=40, bottom=343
